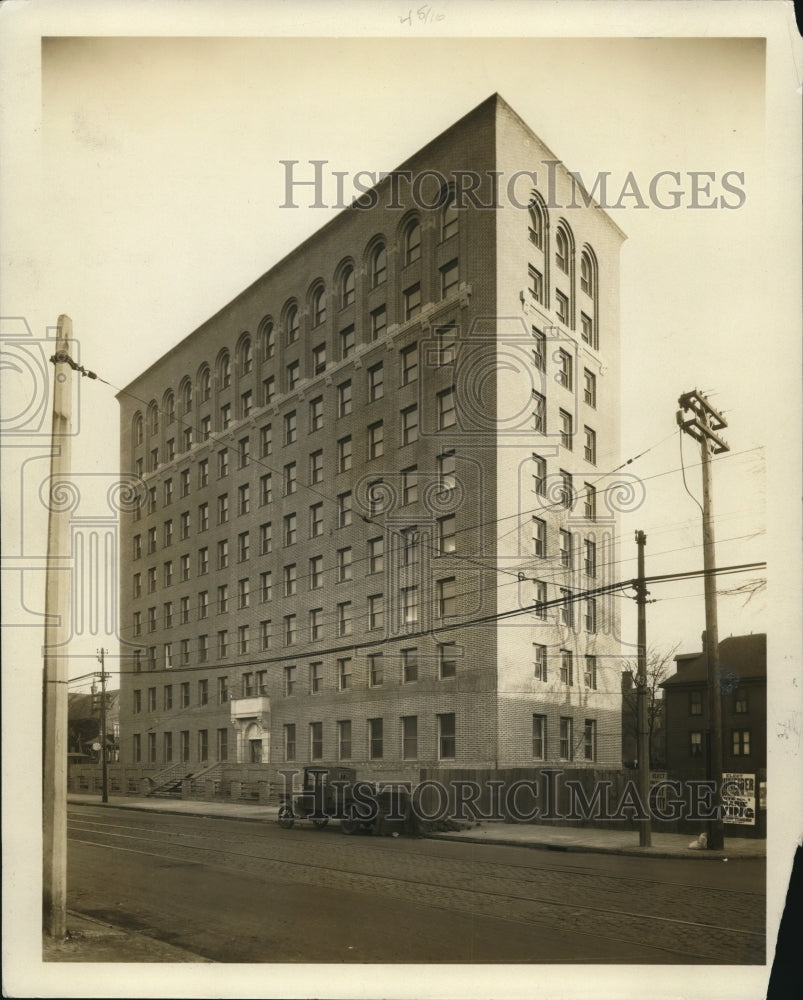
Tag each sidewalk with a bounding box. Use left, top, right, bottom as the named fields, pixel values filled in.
left=66, top=792, right=766, bottom=859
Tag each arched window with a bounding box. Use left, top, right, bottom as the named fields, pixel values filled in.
left=259, top=320, right=275, bottom=360
left=580, top=250, right=596, bottom=298
left=198, top=366, right=211, bottom=402
left=284, top=304, right=299, bottom=345
left=218, top=352, right=232, bottom=389
left=405, top=220, right=421, bottom=265
left=529, top=200, right=545, bottom=249
left=311, top=287, right=326, bottom=327
left=164, top=391, right=175, bottom=424
left=180, top=379, right=192, bottom=414
left=341, top=265, right=355, bottom=308
left=555, top=228, right=569, bottom=274
left=370, top=242, right=387, bottom=287
left=133, top=412, right=144, bottom=446
left=147, top=401, right=159, bottom=436
left=240, top=337, right=253, bottom=375
left=441, top=189, right=459, bottom=242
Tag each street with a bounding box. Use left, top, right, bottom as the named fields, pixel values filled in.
left=66, top=804, right=765, bottom=964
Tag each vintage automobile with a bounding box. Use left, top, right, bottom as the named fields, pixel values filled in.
left=277, top=766, right=412, bottom=835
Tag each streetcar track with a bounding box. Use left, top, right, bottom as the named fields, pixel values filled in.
left=68, top=825, right=765, bottom=944
left=67, top=810, right=766, bottom=899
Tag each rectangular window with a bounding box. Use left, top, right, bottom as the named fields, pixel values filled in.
left=560, top=649, right=574, bottom=686
left=198, top=635, right=208, bottom=663
left=559, top=529, right=572, bottom=568
left=439, top=642, right=457, bottom=679
left=309, top=661, right=323, bottom=693
left=689, top=731, right=703, bottom=757
left=559, top=588, right=574, bottom=627
left=435, top=323, right=457, bottom=367
left=217, top=630, right=228, bottom=658
left=439, top=514, right=456, bottom=554
left=338, top=657, right=352, bottom=691
left=283, top=563, right=297, bottom=597
left=337, top=547, right=353, bottom=583
left=238, top=437, right=250, bottom=469
left=368, top=421, right=384, bottom=459
left=147, top=687, right=157, bottom=711
left=556, top=291, right=569, bottom=324
left=581, top=313, right=597, bottom=349
left=528, top=265, right=543, bottom=304
left=533, top=580, right=547, bottom=620
left=584, top=538, right=597, bottom=578
left=180, top=730, right=190, bottom=761
left=180, top=554, right=190, bottom=581
left=284, top=411, right=297, bottom=446
left=284, top=724, right=296, bottom=761
left=338, top=721, right=352, bottom=760
left=309, top=607, right=323, bottom=641
left=584, top=426, right=597, bottom=465
left=133, top=689, right=142, bottom=714
left=368, top=718, right=384, bottom=759
left=262, top=376, right=275, bottom=406
left=217, top=676, right=228, bottom=704
left=689, top=690, right=703, bottom=716
left=401, top=585, right=419, bottom=626
left=217, top=728, right=228, bottom=762
left=531, top=454, right=546, bottom=497
left=368, top=593, right=384, bottom=631
left=309, top=449, right=323, bottom=485
left=337, top=602, right=352, bottom=636
left=338, top=436, right=352, bottom=473
left=368, top=536, right=384, bottom=574
left=584, top=483, right=597, bottom=522
left=260, top=571, right=272, bottom=603
left=309, top=396, right=323, bottom=432
left=370, top=305, right=387, bottom=341
left=238, top=624, right=249, bottom=655
left=260, top=474, right=272, bottom=506
left=198, top=679, right=208, bottom=705
left=532, top=715, right=546, bottom=760
left=163, top=685, right=173, bottom=710
left=557, top=349, right=573, bottom=390
left=438, top=713, right=456, bottom=759
left=532, top=517, right=546, bottom=557
left=180, top=468, right=190, bottom=496
left=260, top=424, right=272, bottom=457
left=559, top=717, right=573, bottom=760
left=283, top=512, right=297, bottom=547
left=164, top=479, right=173, bottom=506
left=532, top=392, right=546, bottom=433
left=163, top=601, right=173, bottom=628
left=440, top=259, right=459, bottom=298
left=401, top=405, right=419, bottom=445
left=217, top=538, right=229, bottom=570
left=340, top=325, right=355, bottom=359
left=401, top=466, right=418, bottom=505
left=368, top=653, right=383, bottom=687
left=180, top=511, right=190, bottom=540
left=310, top=722, right=323, bottom=760
left=312, top=343, right=326, bottom=375
left=402, top=716, right=418, bottom=759
left=735, top=692, right=749, bottom=714
left=218, top=449, right=229, bottom=478
left=401, top=343, right=418, bottom=385
left=532, top=327, right=545, bottom=371
left=583, top=369, right=597, bottom=408
left=533, top=643, right=547, bottom=681
left=583, top=720, right=597, bottom=761
left=238, top=483, right=250, bottom=516
left=403, top=283, right=421, bottom=320
left=732, top=730, right=751, bottom=756
left=198, top=729, right=209, bottom=762
left=559, top=409, right=573, bottom=449
left=198, top=503, right=209, bottom=532
left=368, top=362, right=384, bottom=401
left=337, top=490, right=352, bottom=528
left=180, top=682, right=190, bottom=709
left=198, top=547, right=209, bottom=575
left=260, top=619, right=272, bottom=651
left=584, top=598, right=597, bottom=634
left=309, top=556, right=323, bottom=590
left=402, top=647, right=418, bottom=683
left=438, top=577, right=457, bottom=618
left=438, top=387, right=456, bottom=430
left=238, top=531, right=250, bottom=562
left=584, top=655, right=597, bottom=690
left=283, top=462, right=297, bottom=496
left=310, top=503, right=323, bottom=538
left=242, top=672, right=254, bottom=698
left=338, top=380, right=352, bottom=418
left=284, top=665, right=296, bottom=697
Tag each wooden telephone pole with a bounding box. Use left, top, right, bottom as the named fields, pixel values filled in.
left=634, top=530, right=651, bottom=847
left=677, top=390, right=730, bottom=851
left=43, top=316, right=74, bottom=938
left=97, top=648, right=109, bottom=803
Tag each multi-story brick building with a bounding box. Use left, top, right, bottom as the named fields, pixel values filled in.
left=117, top=95, right=626, bottom=789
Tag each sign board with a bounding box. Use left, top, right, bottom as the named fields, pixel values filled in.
left=722, top=772, right=756, bottom=826
left=648, top=771, right=669, bottom=813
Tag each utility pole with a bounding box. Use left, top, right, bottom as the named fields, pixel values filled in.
left=634, top=530, right=651, bottom=847
left=677, top=390, right=730, bottom=851
left=43, top=316, right=74, bottom=939
left=97, top=649, right=109, bottom=803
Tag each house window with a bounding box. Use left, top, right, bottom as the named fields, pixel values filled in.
left=402, top=648, right=418, bottom=683
left=584, top=539, right=597, bottom=577
left=260, top=619, right=272, bottom=650
left=310, top=503, right=323, bottom=538
left=262, top=376, right=275, bottom=406
left=368, top=363, right=384, bottom=402
left=309, top=396, right=323, bottom=432
left=340, top=325, right=355, bottom=359
left=440, top=259, right=459, bottom=298
left=528, top=265, right=544, bottom=304
left=217, top=676, right=229, bottom=704
left=198, top=679, right=208, bottom=705
left=284, top=724, right=296, bottom=762
left=366, top=593, right=383, bottom=631
left=735, top=692, right=749, bottom=714
left=732, top=730, right=751, bottom=756
left=437, top=577, right=456, bottom=618
left=690, top=690, right=703, bottom=716
left=435, top=323, right=457, bottom=367
left=584, top=483, right=597, bottom=521
left=560, top=649, right=573, bottom=686
left=557, top=349, right=573, bottom=390
left=260, top=571, right=272, bottom=603
left=581, top=313, right=597, bottom=349
left=311, top=287, right=326, bottom=327
left=182, top=426, right=193, bottom=451
left=180, top=511, right=190, bottom=540
left=583, top=720, right=597, bottom=761
left=338, top=657, right=352, bottom=690
left=310, top=661, right=323, bottom=693
left=439, top=514, right=456, bottom=554
left=198, top=635, right=208, bottom=663
left=405, top=220, right=421, bottom=264
left=584, top=598, right=597, bottom=634
left=689, top=731, right=703, bottom=757
left=284, top=614, right=297, bottom=646
left=198, top=458, right=209, bottom=487
left=310, top=722, right=323, bottom=760
left=283, top=462, right=297, bottom=497
left=559, top=588, right=574, bottom=626
left=285, top=306, right=299, bottom=345
left=198, top=547, right=209, bottom=575
left=260, top=424, right=272, bottom=457
left=338, top=491, right=352, bottom=528
left=238, top=624, right=249, bottom=655
left=584, top=369, right=597, bottom=408
left=371, top=243, right=387, bottom=287
left=163, top=600, right=173, bottom=628
left=260, top=474, right=272, bottom=505
left=133, top=690, right=142, bottom=714
left=559, top=409, right=573, bottom=449
left=337, top=547, right=353, bottom=583
left=283, top=563, right=297, bottom=597
left=532, top=715, right=547, bottom=760
left=533, top=580, right=547, bottom=620
left=309, top=607, right=323, bottom=641
left=401, top=405, right=419, bottom=445
left=402, top=716, right=418, bottom=759
left=338, top=436, right=352, bottom=473
left=559, top=529, right=572, bottom=568
left=338, top=721, right=352, bottom=760
left=284, top=411, right=297, bottom=446
left=532, top=392, right=546, bottom=433
left=439, top=643, right=457, bottom=679
left=400, top=466, right=417, bottom=505
left=438, top=713, right=456, bottom=759
left=242, top=672, right=255, bottom=698
left=584, top=426, right=597, bottom=464
left=532, top=517, right=546, bottom=557
left=284, top=665, right=296, bottom=697
left=217, top=630, right=228, bottom=658
left=368, top=421, right=384, bottom=459
left=531, top=454, right=546, bottom=497
left=309, top=555, right=323, bottom=590
left=283, top=512, right=297, bottom=547
left=555, top=291, right=569, bottom=324
left=240, top=390, right=252, bottom=418
left=217, top=538, right=229, bottom=570
left=401, top=585, right=419, bottom=626
left=341, top=266, right=355, bottom=308
left=217, top=728, right=228, bottom=762
left=337, top=602, right=352, bottom=636
left=559, top=717, right=573, bottom=760
left=584, top=655, right=597, bottom=690
left=369, top=653, right=383, bottom=687
left=217, top=494, right=229, bottom=525
left=437, top=387, right=456, bottom=430
left=368, top=718, right=384, bottom=759
left=338, top=380, right=352, bottom=418
left=238, top=483, right=250, bottom=517
left=533, top=643, right=547, bottom=681
left=180, top=730, right=190, bottom=761
left=198, top=729, right=209, bottom=763
left=401, top=343, right=418, bottom=385
left=220, top=403, right=232, bottom=430
left=403, top=283, right=421, bottom=321
left=438, top=450, right=456, bottom=493
left=147, top=687, right=157, bottom=711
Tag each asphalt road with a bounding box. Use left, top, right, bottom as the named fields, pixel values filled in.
left=66, top=804, right=765, bottom=965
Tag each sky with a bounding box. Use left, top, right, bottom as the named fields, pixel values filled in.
left=1, top=4, right=801, bottom=999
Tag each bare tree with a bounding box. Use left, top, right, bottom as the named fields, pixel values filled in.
left=621, top=644, right=680, bottom=769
